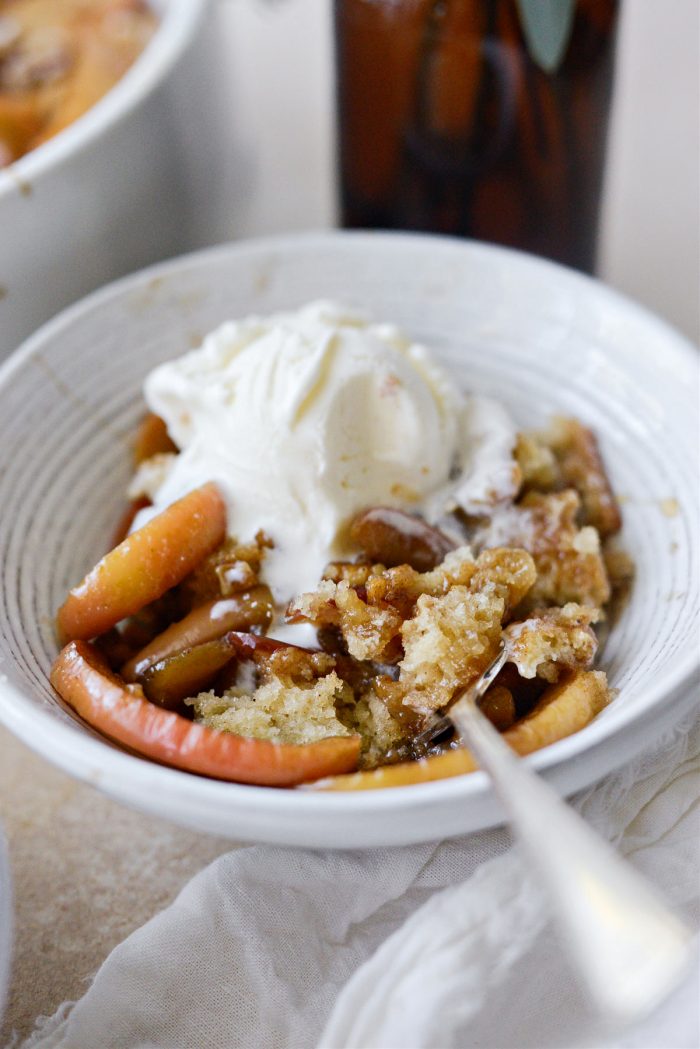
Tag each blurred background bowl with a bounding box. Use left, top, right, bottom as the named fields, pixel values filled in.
left=0, top=0, right=211, bottom=360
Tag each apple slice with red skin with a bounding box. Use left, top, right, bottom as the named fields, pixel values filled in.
left=57, top=483, right=227, bottom=644
left=50, top=641, right=361, bottom=786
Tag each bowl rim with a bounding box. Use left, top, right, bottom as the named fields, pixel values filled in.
left=0, top=0, right=209, bottom=200
left=0, top=230, right=698, bottom=818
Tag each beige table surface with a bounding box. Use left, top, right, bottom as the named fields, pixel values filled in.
left=0, top=726, right=233, bottom=1044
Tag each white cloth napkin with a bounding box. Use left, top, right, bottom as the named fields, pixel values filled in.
left=20, top=707, right=700, bottom=1049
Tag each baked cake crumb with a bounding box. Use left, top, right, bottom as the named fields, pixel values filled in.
left=190, top=671, right=353, bottom=746
left=504, top=603, right=599, bottom=682
left=176, top=417, right=622, bottom=770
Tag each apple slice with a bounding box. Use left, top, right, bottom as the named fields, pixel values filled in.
left=121, top=588, right=275, bottom=681
left=57, top=483, right=227, bottom=643
left=139, top=637, right=240, bottom=709
left=312, top=670, right=610, bottom=791
left=51, top=641, right=361, bottom=786
left=133, top=412, right=177, bottom=465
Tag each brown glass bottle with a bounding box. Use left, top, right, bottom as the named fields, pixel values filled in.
left=335, top=0, right=619, bottom=272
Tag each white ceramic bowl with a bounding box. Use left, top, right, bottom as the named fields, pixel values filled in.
left=0, top=232, right=697, bottom=849
left=0, top=0, right=210, bottom=360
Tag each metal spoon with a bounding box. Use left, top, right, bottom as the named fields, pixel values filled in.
left=438, top=642, right=693, bottom=1027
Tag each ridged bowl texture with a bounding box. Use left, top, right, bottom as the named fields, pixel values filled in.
left=0, top=233, right=697, bottom=848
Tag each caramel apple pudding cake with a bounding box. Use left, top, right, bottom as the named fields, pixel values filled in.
left=0, top=0, right=156, bottom=168
left=51, top=302, right=629, bottom=789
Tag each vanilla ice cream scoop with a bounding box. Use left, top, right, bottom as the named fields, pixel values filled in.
left=138, top=301, right=517, bottom=601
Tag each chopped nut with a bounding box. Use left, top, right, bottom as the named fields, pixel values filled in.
left=545, top=417, right=621, bottom=537
left=473, top=490, right=611, bottom=610
left=181, top=535, right=271, bottom=607
left=515, top=432, right=558, bottom=492
left=516, top=418, right=621, bottom=538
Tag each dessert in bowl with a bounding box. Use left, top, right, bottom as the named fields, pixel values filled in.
left=0, top=233, right=697, bottom=847
left=51, top=301, right=624, bottom=789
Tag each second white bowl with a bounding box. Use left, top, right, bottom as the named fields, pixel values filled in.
left=0, top=0, right=210, bottom=360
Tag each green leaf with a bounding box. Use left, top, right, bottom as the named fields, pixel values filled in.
left=515, top=0, right=577, bottom=74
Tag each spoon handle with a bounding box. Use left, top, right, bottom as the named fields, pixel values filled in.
left=450, top=695, right=693, bottom=1025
